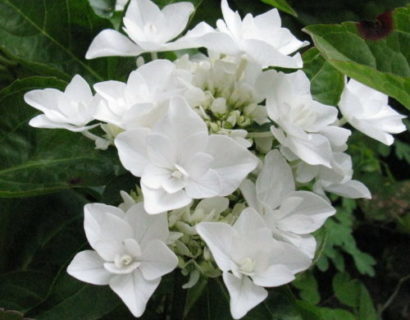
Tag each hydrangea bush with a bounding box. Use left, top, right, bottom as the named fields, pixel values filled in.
left=1, top=0, right=409, bottom=319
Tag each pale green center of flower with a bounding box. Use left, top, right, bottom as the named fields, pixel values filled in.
left=115, top=254, right=134, bottom=268
left=239, top=257, right=256, bottom=274
left=171, top=164, right=189, bottom=180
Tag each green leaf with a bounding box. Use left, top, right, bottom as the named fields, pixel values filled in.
left=358, top=285, right=378, bottom=320
left=260, top=0, right=297, bottom=17
left=0, top=0, right=113, bottom=82
left=319, top=308, right=356, bottom=320
left=293, top=272, right=321, bottom=304
left=395, top=140, right=410, bottom=164
left=0, top=77, right=119, bottom=198
left=332, top=273, right=361, bottom=308
left=35, top=285, right=120, bottom=320
left=303, top=48, right=345, bottom=106
left=304, top=6, right=410, bottom=109
left=0, top=271, right=53, bottom=312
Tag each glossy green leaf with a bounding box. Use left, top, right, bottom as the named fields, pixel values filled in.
left=0, top=0, right=112, bottom=82
left=0, top=271, right=53, bottom=312
left=36, top=285, right=120, bottom=320
left=261, top=0, right=297, bottom=17
left=0, top=77, right=120, bottom=198
left=304, top=5, right=410, bottom=109
left=303, top=48, right=345, bottom=106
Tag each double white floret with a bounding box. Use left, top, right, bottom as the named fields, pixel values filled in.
left=86, top=0, right=195, bottom=58
left=67, top=202, right=178, bottom=317
left=240, top=150, right=336, bottom=258
left=24, top=75, right=98, bottom=132
left=339, top=78, right=406, bottom=146
left=197, top=208, right=311, bottom=319
left=115, top=97, right=258, bottom=214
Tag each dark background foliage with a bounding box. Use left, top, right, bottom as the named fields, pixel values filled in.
left=0, top=0, right=409, bottom=319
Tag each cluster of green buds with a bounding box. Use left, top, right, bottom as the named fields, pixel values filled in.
left=167, top=198, right=245, bottom=288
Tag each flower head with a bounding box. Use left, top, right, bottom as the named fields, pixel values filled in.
left=114, top=97, right=258, bottom=214
left=24, top=75, right=98, bottom=132
left=67, top=202, right=178, bottom=317
left=196, top=207, right=311, bottom=319
left=86, top=0, right=194, bottom=59
left=178, top=0, right=307, bottom=68
left=241, top=150, right=335, bottom=258
left=339, top=78, right=406, bottom=145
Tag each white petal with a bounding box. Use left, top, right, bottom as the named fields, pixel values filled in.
left=196, top=222, right=234, bottom=271
left=86, top=29, right=142, bottom=59
left=84, top=203, right=133, bottom=260
left=125, top=202, right=169, bottom=245
left=64, top=75, right=93, bottom=102
left=223, top=272, right=267, bottom=319
left=146, top=133, right=176, bottom=168
left=67, top=250, right=111, bottom=285
left=252, top=264, right=294, bottom=287
left=279, top=233, right=317, bottom=259
left=233, top=207, right=268, bottom=236
left=155, top=97, right=208, bottom=150
left=325, top=180, right=371, bottom=199
left=161, top=2, right=194, bottom=40
left=28, top=114, right=95, bottom=132
left=185, top=169, right=222, bottom=199
left=109, top=271, right=160, bottom=317
left=206, top=135, right=258, bottom=196
left=140, top=240, right=178, bottom=280
left=239, top=180, right=260, bottom=212
left=115, top=128, right=150, bottom=177
left=256, top=150, right=294, bottom=210
left=141, top=183, right=192, bottom=214
left=244, top=39, right=303, bottom=68
left=271, top=126, right=332, bottom=167
left=277, top=191, right=335, bottom=234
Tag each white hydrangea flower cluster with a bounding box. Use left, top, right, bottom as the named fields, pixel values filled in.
left=23, top=0, right=406, bottom=318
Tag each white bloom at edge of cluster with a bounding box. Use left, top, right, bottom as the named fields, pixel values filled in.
left=240, top=150, right=335, bottom=259
left=338, top=78, right=406, bottom=146
left=196, top=207, right=311, bottom=319
left=115, top=0, right=129, bottom=11
left=176, top=0, right=307, bottom=69
left=67, top=202, right=178, bottom=317
left=257, top=70, right=339, bottom=167
left=94, top=59, right=188, bottom=130
left=24, top=75, right=98, bottom=132
left=296, top=151, right=371, bottom=200
left=114, top=96, right=258, bottom=214
left=86, top=0, right=194, bottom=59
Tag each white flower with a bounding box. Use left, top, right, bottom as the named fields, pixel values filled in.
left=115, top=0, right=129, bottom=11
left=86, top=0, right=194, bottom=59
left=339, top=79, right=406, bottom=145
left=196, top=207, right=311, bottom=319
left=177, top=0, right=307, bottom=68
left=67, top=202, right=178, bottom=317
left=257, top=70, right=339, bottom=167
left=296, top=152, right=371, bottom=200
left=115, top=96, right=258, bottom=214
left=94, top=59, right=189, bottom=130
left=240, top=150, right=335, bottom=258
left=24, top=75, right=98, bottom=132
